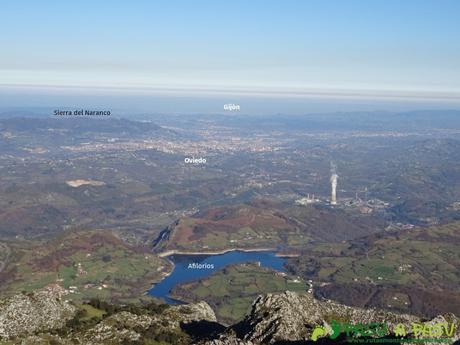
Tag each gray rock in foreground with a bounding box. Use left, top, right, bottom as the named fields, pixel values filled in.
left=1, top=289, right=459, bottom=344
left=0, top=288, right=76, bottom=339
left=229, top=291, right=459, bottom=344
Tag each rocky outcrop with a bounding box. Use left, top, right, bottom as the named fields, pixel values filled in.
left=78, top=311, right=156, bottom=344
left=0, top=288, right=216, bottom=345
left=1, top=289, right=459, bottom=344
left=203, top=335, right=254, bottom=345
left=76, top=301, right=217, bottom=345
left=0, top=288, right=76, bottom=339
left=230, top=291, right=459, bottom=344
left=167, top=301, right=217, bottom=324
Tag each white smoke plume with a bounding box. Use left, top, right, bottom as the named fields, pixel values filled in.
left=330, top=162, right=338, bottom=204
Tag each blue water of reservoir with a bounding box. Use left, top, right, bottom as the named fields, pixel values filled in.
left=148, top=250, right=287, bottom=304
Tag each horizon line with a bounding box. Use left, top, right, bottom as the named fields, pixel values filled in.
left=1, top=83, right=460, bottom=103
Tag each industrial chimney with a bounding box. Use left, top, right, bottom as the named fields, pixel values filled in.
left=330, top=173, right=338, bottom=205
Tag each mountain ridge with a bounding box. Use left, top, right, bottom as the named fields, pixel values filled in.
left=1, top=288, right=458, bottom=344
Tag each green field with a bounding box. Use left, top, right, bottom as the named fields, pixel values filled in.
left=78, top=304, right=106, bottom=320
left=171, top=263, right=309, bottom=324
left=288, top=222, right=460, bottom=290
left=0, top=230, right=171, bottom=303
left=160, top=205, right=316, bottom=253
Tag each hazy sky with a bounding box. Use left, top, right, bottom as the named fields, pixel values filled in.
left=1, top=0, right=460, bottom=109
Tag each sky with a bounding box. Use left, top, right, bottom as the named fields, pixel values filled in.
left=0, top=0, right=459, bottom=113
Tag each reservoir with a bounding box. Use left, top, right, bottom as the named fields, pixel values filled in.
left=148, top=250, right=287, bottom=304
